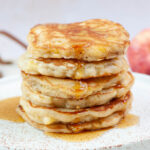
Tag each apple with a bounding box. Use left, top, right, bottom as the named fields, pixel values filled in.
left=127, top=29, right=150, bottom=75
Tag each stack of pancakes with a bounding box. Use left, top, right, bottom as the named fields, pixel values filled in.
left=17, top=19, right=134, bottom=133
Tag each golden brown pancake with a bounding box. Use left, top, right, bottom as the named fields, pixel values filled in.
left=27, top=19, right=129, bottom=61
left=21, top=71, right=130, bottom=99
left=17, top=107, right=128, bottom=133
left=17, top=19, right=133, bottom=134
left=19, top=92, right=132, bottom=125
left=19, top=52, right=128, bottom=79
left=21, top=72, right=134, bottom=108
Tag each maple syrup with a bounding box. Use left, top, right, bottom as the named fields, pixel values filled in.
left=0, top=97, right=24, bottom=123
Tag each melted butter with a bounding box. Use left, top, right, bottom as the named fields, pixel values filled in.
left=73, top=81, right=86, bottom=98
left=45, top=128, right=109, bottom=142
left=76, top=68, right=84, bottom=79
left=29, top=60, right=37, bottom=71
left=73, top=82, right=85, bottom=92
left=117, top=114, right=139, bottom=128
left=97, top=46, right=106, bottom=53
left=0, top=97, right=24, bottom=123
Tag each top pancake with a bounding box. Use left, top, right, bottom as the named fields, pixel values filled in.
left=27, top=19, right=129, bottom=61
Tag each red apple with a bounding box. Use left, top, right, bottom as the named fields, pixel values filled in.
left=127, top=29, right=150, bottom=75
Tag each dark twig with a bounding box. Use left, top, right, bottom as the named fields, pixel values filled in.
left=0, top=57, right=12, bottom=64
left=0, top=30, right=27, bottom=49
left=0, top=30, right=27, bottom=77
left=0, top=72, right=2, bottom=78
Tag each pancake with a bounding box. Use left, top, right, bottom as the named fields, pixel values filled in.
left=19, top=92, right=132, bottom=125
left=21, top=72, right=134, bottom=108
left=19, top=53, right=128, bottom=79
left=27, top=19, right=129, bottom=61
left=21, top=71, right=130, bottom=99
left=17, top=107, right=127, bottom=133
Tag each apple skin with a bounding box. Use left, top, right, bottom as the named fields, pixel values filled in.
left=127, top=29, right=150, bottom=75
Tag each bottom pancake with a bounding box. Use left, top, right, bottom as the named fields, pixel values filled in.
left=17, top=106, right=127, bottom=133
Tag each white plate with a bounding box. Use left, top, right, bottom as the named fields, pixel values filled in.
left=0, top=73, right=150, bottom=150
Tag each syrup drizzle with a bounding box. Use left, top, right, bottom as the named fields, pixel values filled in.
left=0, top=97, right=24, bottom=123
